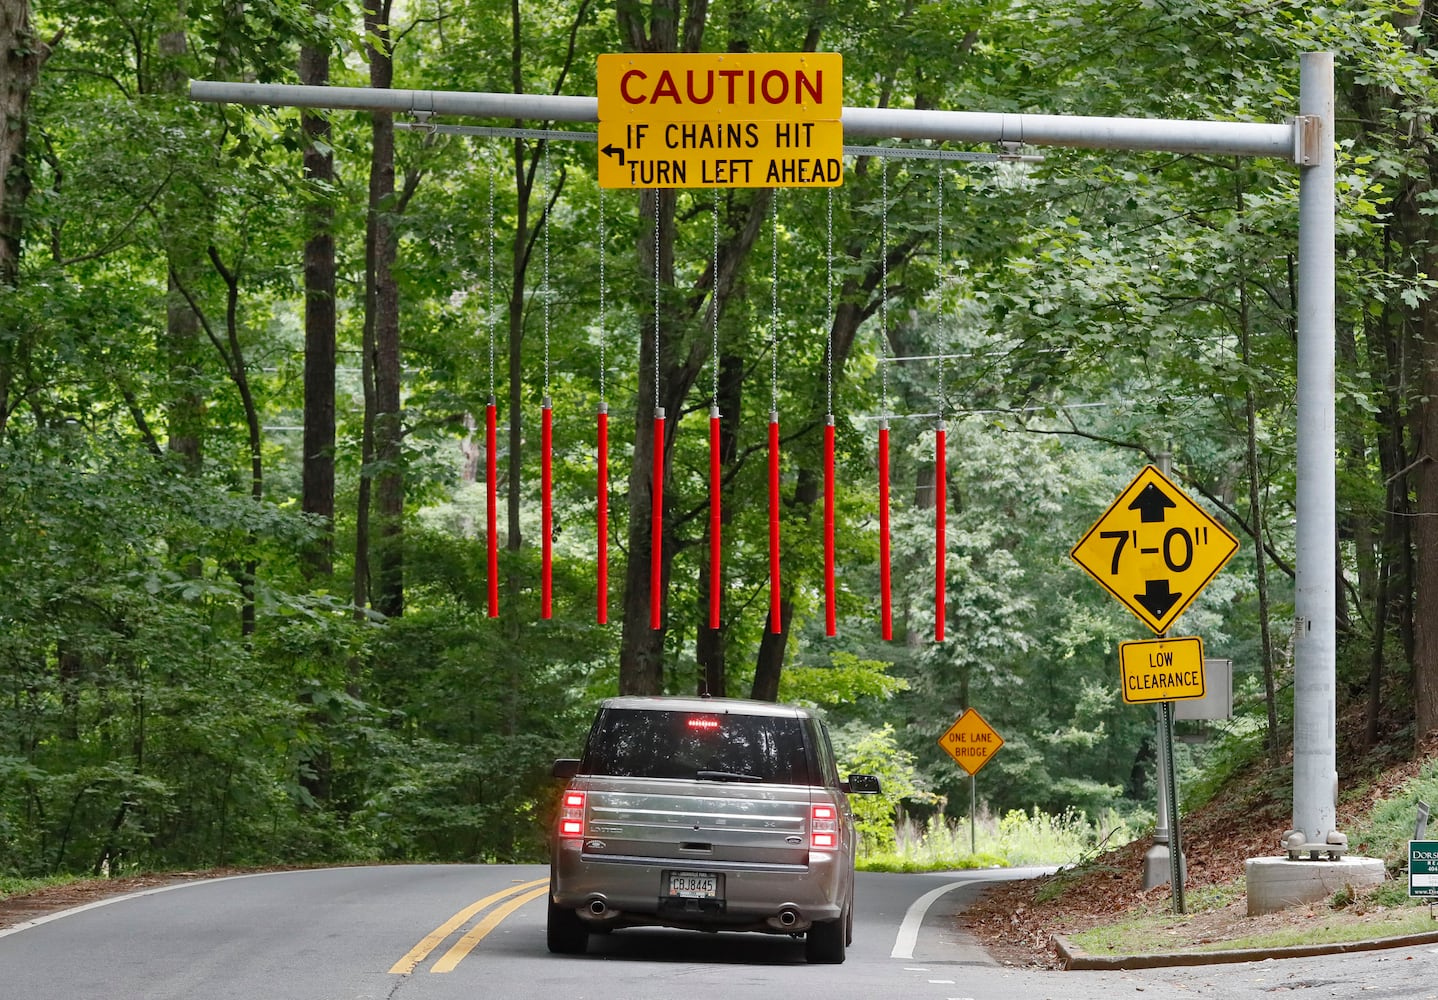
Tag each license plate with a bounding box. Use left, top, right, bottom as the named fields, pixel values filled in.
left=666, top=871, right=720, bottom=899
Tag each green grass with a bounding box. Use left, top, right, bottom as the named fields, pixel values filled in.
left=1069, top=896, right=1438, bottom=956
left=0, top=874, right=81, bottom=901
left=857, top=807, right=1137, bottom=873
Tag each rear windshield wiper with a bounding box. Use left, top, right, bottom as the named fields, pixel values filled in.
left=696, top=770, right=764, bottom=783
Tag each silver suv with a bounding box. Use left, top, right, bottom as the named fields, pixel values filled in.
left=548, top=695, right=880, bottom=963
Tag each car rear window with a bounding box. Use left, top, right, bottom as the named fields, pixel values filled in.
left=583, top=709, right=812, bottom=785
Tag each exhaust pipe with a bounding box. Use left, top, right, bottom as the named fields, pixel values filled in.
left=589, top=899, right=610, bottom=915
left=766, top=907, right=809, bottom=931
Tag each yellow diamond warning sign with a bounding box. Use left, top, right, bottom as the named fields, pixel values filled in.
left=938, top=708, right=1004, bottom=776
left=1070, top=465, right=1238, bottom=635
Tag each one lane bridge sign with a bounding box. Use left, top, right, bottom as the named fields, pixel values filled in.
left=1070, top=465, right=1239, bottom=635
left=938, top=708, right=1004, bottom=777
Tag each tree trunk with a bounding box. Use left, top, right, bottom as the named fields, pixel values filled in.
left=1238, top=256, right=1280, bottom=761
left=618, top=187, right=676, bottom=696
left=744, top=252, right=901, bottom=699
left=300, top=36, right=336, bottom=580
left=695, top=351, right=744, bottom=697
left=158, top=12, right=205, bottom=484
left=0, top=0, right=46, bottom=286
left=0, top=0, right=49, bottom=436
left=366, top=0, right=404, bottom=619
left=1413, top=232, right=1438, bottom=738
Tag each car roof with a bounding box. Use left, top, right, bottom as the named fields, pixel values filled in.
left=599, top=695, right=811, bottom=719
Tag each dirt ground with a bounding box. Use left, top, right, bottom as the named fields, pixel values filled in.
left=964, top=730, right=1437, bottom=968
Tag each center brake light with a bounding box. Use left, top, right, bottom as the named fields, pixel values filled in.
left=559, top=790, right=586, bottom=839
left=810, top=803, right=838, bottom=850
left=687, top=716, right=721, bottom=731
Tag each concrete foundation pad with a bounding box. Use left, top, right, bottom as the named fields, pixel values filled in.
left=1246, top=855, right=1386, bottom=916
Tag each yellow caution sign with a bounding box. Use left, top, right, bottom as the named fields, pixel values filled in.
left=596, top=53, right=843, bottom=189
left=1070, top=465, right=1238, bottom=635
left=596, top=119, right=843, bottom=189
left=598, top=53, right=842, bottom=123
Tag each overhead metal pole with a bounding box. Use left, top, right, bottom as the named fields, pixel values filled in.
left=189, top=80, right=1298, bottom=160
left=1286, top=51, right=1341, bottom=858
left=188, top=81, right=599, bottom=123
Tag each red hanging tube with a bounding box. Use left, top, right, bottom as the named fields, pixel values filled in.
left=541, top=399, right=553, bottom=620
left=709, top=408, right=722, bottom=630
left=824, top=416, right=836, bottom=637
left=769, top=412, right=782, bottom=634
left=650, top=408, right=666, bottom=630
left=597, top=404, right=609, bottom=625
left=879, top=421, right=892, bottom=640
left=486, top=400, right=499, bottom=618
left=935, top=422, right=947, bottom=642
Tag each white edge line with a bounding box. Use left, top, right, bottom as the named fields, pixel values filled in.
left=891, top=879, right=976, bottom=960
left=0, top=871, right=285, bottom=940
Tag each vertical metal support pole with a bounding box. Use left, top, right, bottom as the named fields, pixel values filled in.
left=1145, top=451, right=1183, bottom=889
left=1292, top=51, right=1338, bottom=851
left=1153, top=453, right=1172, bottom=852
left=970, top=773, right=977, bottom=856
left=1159, top=700, right=1185, bottom=913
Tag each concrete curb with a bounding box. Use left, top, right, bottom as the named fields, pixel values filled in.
left=1054, top=929, right=1438, bottom=971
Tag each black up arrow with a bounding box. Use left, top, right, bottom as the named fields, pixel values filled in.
left=601, top=144, right=627, bottom=165
left=1134, top=580, right=1183, bottom=621
left=1129, top=482, right=1176, bottom=523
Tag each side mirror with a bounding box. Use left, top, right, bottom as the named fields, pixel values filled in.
left=552, top=758, right=581, bottom=780
left=843, top=773, right=881, bottom=795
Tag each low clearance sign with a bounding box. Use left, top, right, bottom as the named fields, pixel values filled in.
left=596, top=53, right=844, bottom=189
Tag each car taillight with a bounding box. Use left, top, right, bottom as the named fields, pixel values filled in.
left=559, top=790, right=586, bottom=839
left=810, top=803, right=837, bottom=850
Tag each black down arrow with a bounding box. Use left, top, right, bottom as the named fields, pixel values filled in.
left=1134, top=579, right=1183, bottom=621
left=1129, top=482, right=1176, bottom=523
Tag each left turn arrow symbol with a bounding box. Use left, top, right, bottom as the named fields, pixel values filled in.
left=601, top=143, right=626, bottom=165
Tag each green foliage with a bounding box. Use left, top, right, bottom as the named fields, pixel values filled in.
left=833, top=724, right=936, bottom=854
left=2, top=0, right=1429, bottom=884
left=778, top=653, right=908, bottom=708
left=1351, top=759, right=1438, bottom=871
left=859, top=806, right=1135, bottom=874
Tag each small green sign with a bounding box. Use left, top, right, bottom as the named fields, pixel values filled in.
left=1409, top=840, right=1438, bottom=897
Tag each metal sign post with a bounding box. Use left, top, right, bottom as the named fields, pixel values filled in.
left=938, top=709, right=1004, bottom=856
left=1158, top=699, right=1185, bottom=913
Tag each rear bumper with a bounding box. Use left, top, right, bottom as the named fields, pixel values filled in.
left=550, top=838, right=847, bottom=932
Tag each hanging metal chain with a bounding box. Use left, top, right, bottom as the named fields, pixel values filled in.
left=542, top=142, right=551, bottom=398
left=487, top=168, right=495, bottom=402
left=880, top=157, right=889, bottom=414
left=654, top=194, right=661, bottom=412
left=937, top=168, right=945, bottom=420
left=599, top=187, right=606, bottom=402
left=826, top=186, right=834, bottom=419
left=712, top=188, right=720, bottom=410
left=771, top=192, right=779, bottom=414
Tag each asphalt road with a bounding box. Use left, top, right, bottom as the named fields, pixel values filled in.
left=2, top=864, right=1437, bottom=999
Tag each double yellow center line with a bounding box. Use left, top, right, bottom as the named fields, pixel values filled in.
left=390, top=877, right=550, bottom=974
